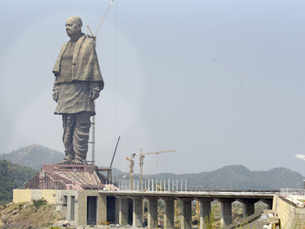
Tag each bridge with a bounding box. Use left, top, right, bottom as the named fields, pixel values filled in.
left=19, top=163, right=278, bottom=228
left=95, top=189, right=275, bottom=228
left=13, top=187, right=279, bottom=228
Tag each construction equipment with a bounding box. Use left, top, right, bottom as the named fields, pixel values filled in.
left=88, top=116, right=96, bottom=165
left=296, top=154, right=305, bottom=160
left=138, top=149, right=176, bottom=190
left=126, top=153, right=136, bottom=190
left=87, top=0, right=116, bottom=165
left=106, top=136, right=121, bottom=183
left=110, top=136, right=121, bottom=169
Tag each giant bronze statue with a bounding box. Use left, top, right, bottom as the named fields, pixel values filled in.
left=52, top=16, right=104, bottom=164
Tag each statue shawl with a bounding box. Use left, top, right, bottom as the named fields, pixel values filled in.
left=53, top=34, right=104, bottom=90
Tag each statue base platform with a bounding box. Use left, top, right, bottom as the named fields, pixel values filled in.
left=25, top=163, right=111, bottom=190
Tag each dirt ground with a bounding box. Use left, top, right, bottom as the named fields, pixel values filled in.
left=0, top=202, right=65, bottom=229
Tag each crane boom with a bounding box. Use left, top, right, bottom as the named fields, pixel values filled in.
left=138, top=149, right=176, bottom=190
left=110, top=136, right=120, bottom=168
left=141, top=150, right=176, bottom=156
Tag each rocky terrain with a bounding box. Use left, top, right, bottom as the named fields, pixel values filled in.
left=0, top=201, right=64, bottom=229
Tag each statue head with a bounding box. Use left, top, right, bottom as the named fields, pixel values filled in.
left=65, top=16, right=83, bottom=38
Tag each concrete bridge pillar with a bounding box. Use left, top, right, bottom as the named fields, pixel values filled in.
left=132, top=197, right=143, bottom=227
left=240, top=199, right=256, bottom=217
left=147, top=197, right=158, bottom=229
left=180, top=198, right=193, bottom=229
left=118, top=198, right=129, bottom=225
left=67, top=195, right=72, bottom=221
left=219, top=199, right=233, bottom=228
left=198, top=198, right=212, bottom=229
left=97, top=195, right=107, bottom=225
left=163, top=198, right=175, bottom=229
left=262, top=199, right=273, bottom=209
left=115, top=197, right=120, bottom=224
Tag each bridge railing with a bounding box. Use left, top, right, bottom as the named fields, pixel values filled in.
left=280, top=188, right=305, bottom=196
left=110, top=178, right=191, bottom=192
left=279, top=188, right=305, bottom=208
left=106, top=177, right=279, bottom=193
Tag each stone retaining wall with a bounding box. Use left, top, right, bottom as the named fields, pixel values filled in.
left=273, top=194, right=305, bottom=229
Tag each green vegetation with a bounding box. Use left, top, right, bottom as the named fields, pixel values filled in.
left=0, top=160, right=36, bottom=204
left=33, top=198, right=47, bottom=210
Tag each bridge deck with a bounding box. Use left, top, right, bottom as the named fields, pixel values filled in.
left=99, top=190, right=275, bottom=199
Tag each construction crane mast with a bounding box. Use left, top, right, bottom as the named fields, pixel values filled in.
left=138, top=149, right=175, bottom=190
left=126, top=153, right=136, bottom=190
left=125, top=149, right=175, bottom=191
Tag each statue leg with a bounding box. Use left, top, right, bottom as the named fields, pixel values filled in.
left=62, top=114, right=76, bottom=161
left=73, top=112, right=91, bottom=163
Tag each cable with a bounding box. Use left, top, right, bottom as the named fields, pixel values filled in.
left=96, top=0, right=115, bottom=40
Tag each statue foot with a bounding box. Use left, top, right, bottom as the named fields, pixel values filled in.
left=58, top=156, right=74, bottom=164
left=58, top=160, right=72, bottom=165
left=72, top=157, right=87, bottom=165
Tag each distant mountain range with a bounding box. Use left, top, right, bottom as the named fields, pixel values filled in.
left=144, top=165, right=305, bottom=190
left=0, top=145, right=64, bottom=170
left=1, top=144, right=304, bottom=191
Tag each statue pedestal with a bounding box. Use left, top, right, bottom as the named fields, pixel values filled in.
left=25, top=163, right=110, bottom=190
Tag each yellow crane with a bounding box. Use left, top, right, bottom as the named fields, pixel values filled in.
left=126, top=153, right=136, bottom=190
left=138, top=149, right=176, bottom=190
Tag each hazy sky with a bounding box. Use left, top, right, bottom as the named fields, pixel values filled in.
left=1, top=0, right=305, bottom=175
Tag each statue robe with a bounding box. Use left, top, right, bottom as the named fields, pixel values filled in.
left=52, top=34, right=104, bottom=115
left=53, top=34, right=104, bottom=89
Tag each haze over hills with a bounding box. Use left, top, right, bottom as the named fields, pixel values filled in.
left=0, top=144, right=64, bottom=170
left=1, top=144, right=304, bottom=190
left=146, top=165, right=305, bottom=190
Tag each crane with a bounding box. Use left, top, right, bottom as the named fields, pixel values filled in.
left=87, top=0, right=116, bottom=165
left=138, top=149, right=176, bottom=190
left=296, top=154, right=305, bottom=160
left=126, top=153, right=136, bottom=190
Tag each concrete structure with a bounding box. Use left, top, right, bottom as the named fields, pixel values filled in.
left=219, top=199, right=233, bottom=227
left=273, top=194, right=305, bottom=229
left=132, top=197, right=143, bottom=227
left=199, top=198, right=212, bottom=229
left=239, top=199, right=256, bottom=217
left=14, top=189, right=107, bottom=226
left=13, top=189, right=276, bottom=227
left=13, top=189, right=61, bottom=204
left=117, top=198, right=129, bottom=225
left=180, top=198, right=192, bottom=229
left=25, top=164, right=107, bottom=190
left=163, top=197, right=175, bottom=229
left=99, top=190, right=274, bottom=228
left=147, top=197, right=158, bottom=229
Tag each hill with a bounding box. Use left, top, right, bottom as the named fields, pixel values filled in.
left=0, top=144, right=64, bottom=170
left=0, top=160, right=36, bottom=204
left=145, top=165, right=305, bottom=190
left=2, top=145, right=304, bottom=190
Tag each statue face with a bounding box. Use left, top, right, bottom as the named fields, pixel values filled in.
left=65, top=17, right=81, bottom=37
